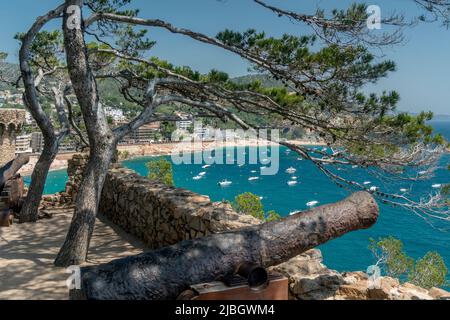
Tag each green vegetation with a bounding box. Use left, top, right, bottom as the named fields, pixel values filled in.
left=146, top=158, right=174, bottom=187
left=409, top=252, right=448, bottom=289
left=118, top=150, right=130, bottom=161
left=369, top=237, right=448, bottom=289
left=233, top=192, right=281, bottom=222
left=160, top=121, right=177, bottom=140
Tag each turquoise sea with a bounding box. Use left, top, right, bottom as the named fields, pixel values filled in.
left=26, top=121, right=450, bottom=286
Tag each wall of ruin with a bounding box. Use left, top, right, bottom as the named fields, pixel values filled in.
left=0, top=109, right=25, bottom=166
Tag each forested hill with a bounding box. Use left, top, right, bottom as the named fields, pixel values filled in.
left=231, top=74, right=284, bottom=88
left=97, top=74, right=286, bottom=116
left=0, top=62, right=18, bottom=91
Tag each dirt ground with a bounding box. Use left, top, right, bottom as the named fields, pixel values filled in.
left=0, top=208, right=146, bottom=300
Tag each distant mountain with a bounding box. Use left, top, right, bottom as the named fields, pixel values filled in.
left=395, top=111, right=450, bottom=122
left=0, top=62, right=19, bottom=91
left=430, top=114, right=450, bottom=121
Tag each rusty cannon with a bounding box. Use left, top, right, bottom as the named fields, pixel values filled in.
left=71, top=192, right=379, bottom=300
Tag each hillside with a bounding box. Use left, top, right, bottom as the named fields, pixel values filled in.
left=231, top=74, right=285, bottom=88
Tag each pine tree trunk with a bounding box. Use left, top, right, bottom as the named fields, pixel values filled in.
left=19, top=140, right=58, bottom=223
left=54, top=140, right=116, bottom=267
left=55, top=0, right=117, bottom=267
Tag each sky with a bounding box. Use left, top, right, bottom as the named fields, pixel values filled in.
left=0, top=0, right=449, bottom=115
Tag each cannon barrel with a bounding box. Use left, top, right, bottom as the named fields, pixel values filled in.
left=73, top=192, right=379, bottom=300
left=236, top=262, right=269, bottom=290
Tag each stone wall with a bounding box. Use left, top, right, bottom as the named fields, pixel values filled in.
left=65, top=153, right=259, bottom=250
left=99, top=167, right=259, bottom=249
left=0, top=109, right=25, bottom=166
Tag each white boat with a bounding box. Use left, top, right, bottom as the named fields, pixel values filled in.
left=286, top=167, right=297, bottom=174
left=198, top=172, right=207, bottom=176
left=369, top=186, right=379, bottom=192
left=306, top=201, right=319, bottom=207
left=432, top=184, right=442, bottom=189
left=400, top=188, right=408, bottom=193
left=291, top=176, right=298, bottom=180
left=260, top=166, right=268, bottom=170
left=251, top=170, right=257, bottom=173
left=287, top=180, right=298, bottom=186
left=259, top=196, right=264, bottom=200
left=248, top=177, right=260, bottom=181
left=363, top=181, right=372, bottom=185
left=289, top=211, right=301, bottom=216
left=193, top=176, right=202, bottom=180
left=218, top=180, right=232, bottom=187
left=352, top=165, right=358, bottom=169
left=202, top=165, right=211, bottom=169
left=261, top=158, right=270, bottom=164
left=418, top=171, right=428, bottom=176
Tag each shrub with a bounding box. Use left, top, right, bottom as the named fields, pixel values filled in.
left=118, top=150, right=130, bottom=160
left=266, top=210, right=282, bottom=222
left=409, top=252, right=448, bottom=289
left=369, top=237, right=414, bottom=279
left=233, top=192, right=282, bottom=222
left=369, top=237, right=448, bottom=289
left=234, top=192, right=264, bottom=220
left=146, top=158, right=174, bottom=187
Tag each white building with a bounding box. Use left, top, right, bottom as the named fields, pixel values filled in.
left=194, top=126, right=211, bottom=140
left=176, top=119, right=193, bottom=131
left=175, top=112, right=194, bottom=131
left=24, top=111, right=34, bottom=125
left=15, top=134, right=32, bottom=154
left=104, top=106, right=127, bottom=122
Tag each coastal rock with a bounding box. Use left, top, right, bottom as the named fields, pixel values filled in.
left=367, top=277, right=400, bottom=300
left=270, top=250, right=345, bottom=300
left=428, top=287, right=450, bottom=300
left=392, top=282, right=433, bottom=300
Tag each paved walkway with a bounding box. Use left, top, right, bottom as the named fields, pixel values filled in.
left=0, top=208, right=146, bottom=300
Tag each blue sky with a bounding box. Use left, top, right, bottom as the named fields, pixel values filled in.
left=1, top=0, right=449, bottom=115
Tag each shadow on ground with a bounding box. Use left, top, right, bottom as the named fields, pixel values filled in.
left=0, top=208, right=146, bottom=300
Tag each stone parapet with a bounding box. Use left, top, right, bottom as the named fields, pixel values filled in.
left=99, top=167, right=260, bottom=249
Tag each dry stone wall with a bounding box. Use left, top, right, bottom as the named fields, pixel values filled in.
left=99, top=167, right=259, bottom=249
left=65, top=154, right=259, bottom=250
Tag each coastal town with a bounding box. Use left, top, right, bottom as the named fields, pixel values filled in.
left=1, top=86, right=323, bottom=175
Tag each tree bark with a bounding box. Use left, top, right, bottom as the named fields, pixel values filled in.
left=54, top=140, right=116, bottom=266
left=0, top=154, right=30, bottom=192
left=73, top=192, right=379, bottom=300
left=18, top=140, right=58, bottom=223
left=53, top=0, right=115, bottom=266
left=17, top=4, right=66, bottom=223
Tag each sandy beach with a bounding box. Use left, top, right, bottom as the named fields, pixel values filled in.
left=18, top=139, right=325, bottom=176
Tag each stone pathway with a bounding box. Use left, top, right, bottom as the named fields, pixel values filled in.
left=0, top=207, right=146, bottom=300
